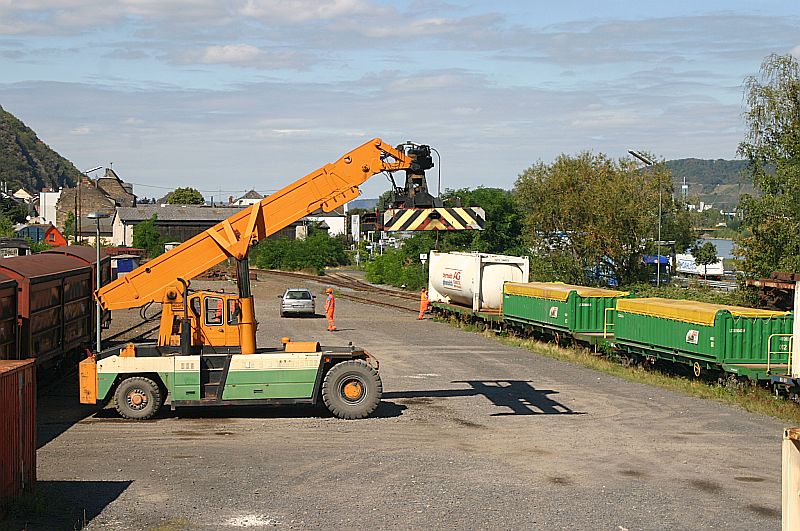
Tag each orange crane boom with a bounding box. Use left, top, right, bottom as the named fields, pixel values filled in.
left=97, top=138, right=414, bottom=313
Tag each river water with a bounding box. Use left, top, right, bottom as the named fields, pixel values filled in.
left=698, top=238, right=736, bottom=259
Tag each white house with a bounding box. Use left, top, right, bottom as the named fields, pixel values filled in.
left=38, top=189, right=62, bottom=224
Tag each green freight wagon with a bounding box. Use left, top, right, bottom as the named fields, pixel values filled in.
left=613, top=297, right=792, bottom=380
left=502, top=282, right=631, bottom=340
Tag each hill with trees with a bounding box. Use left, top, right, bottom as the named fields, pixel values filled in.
left=0, top=105, right=82, bottom=193
left=665, top=158, right=755, bottom=210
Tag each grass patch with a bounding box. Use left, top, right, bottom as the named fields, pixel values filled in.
left=443, top=317, right=800, bottom=424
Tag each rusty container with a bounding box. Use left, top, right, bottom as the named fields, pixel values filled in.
left=0, top=360, right=36, bottom=500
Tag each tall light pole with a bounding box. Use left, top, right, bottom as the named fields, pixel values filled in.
left=87, top=212, right=109, bottom=352
left=628, top=150, right=662, bottom=287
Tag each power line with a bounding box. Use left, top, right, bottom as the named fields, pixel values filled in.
left=125, top=181, right=277, bottom=195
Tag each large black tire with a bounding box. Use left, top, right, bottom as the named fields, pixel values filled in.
left=321, top=360, right=382, bottom=419
left=114, top=376, right=162, bottom=420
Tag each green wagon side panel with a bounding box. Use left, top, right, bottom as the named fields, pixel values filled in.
left=717, top=313, right=792, bottom=367
left=222, top=368, right=318, bottom=399
left=615, top=309, right=794, bottom=379
left=615, top=312, right=719, bottom=362
left=503, top=293, right=572, bottom=331
left=503, top=289, right=628, bottom=334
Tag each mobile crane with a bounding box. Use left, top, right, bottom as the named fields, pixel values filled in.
left=79, top=138, right=434, bottom=420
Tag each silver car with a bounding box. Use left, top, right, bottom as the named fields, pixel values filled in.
left=279, top=288, right=316, bottom=317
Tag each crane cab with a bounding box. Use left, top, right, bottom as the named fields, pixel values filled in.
left=159, top=290, right=242, bottom=350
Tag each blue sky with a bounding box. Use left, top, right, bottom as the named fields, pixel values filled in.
left=1, top=1, right=798, bottom=200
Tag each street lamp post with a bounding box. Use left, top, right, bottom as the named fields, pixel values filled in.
left=628, top=150, right=662, bottom=287
left=87, top=212, right=110, bottom=352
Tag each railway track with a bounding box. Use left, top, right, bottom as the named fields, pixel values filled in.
left=254, top=269, right=419, bottom=313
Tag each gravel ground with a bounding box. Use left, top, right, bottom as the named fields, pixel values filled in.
left=10, top=272, right=786, bottom=530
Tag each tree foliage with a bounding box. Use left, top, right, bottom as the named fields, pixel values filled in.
left=0, top=214, right=14, bottom=237
left=133, top=214, right=165, bottom=258
left=364, top=233, right=432, bottom=290
left=166, top=187, right=205, bottom=205
left=0, top=196, right=28, bottom=223
left=63, top=211, right=75, bottom=242
left=736, top=53, right=800, bottom=277
left=439, top=187, right=525, bottom=254
left=250, top=227, right=349, bottom=275
left=514, top=152, right=692, bottom=286
left=691, top=242, right=718, bottom=279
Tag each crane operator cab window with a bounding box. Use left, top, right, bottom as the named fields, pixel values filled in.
left=228, top=299, right=241, bottom=325
left=204, top=296, right=224, bottom=326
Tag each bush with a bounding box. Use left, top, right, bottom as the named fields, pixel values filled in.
left=365, top=247, right=427, bottom=290
left=250, top=228, right=350, bottom=275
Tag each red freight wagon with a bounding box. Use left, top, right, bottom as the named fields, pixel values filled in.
left=0, top=273, right=17, bottom=360
left=0, top=254, right=93, bottom=366
left=43, top=245, right=111, bottom=288
left=43, top=245, right=112, bottom=328
left=0, top=360, right=36, bottom=500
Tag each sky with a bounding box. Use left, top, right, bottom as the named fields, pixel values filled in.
left=1, top=0, right=798, bottom=201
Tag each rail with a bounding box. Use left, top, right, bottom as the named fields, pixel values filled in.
left=767, top=333, right=793, bottom=374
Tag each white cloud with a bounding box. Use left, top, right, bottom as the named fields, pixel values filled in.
left=70, top=125, right=92, bottom=135
left=198, top=44, right=262, bottom=64
left=239, top=0, right=381, bottom=23
left=175, top=44, right=315, bottom=69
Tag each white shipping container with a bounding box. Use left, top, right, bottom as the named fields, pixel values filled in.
left=428, top=251, right=530, bottom=312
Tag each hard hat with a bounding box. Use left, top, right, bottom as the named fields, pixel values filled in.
left=326, top=288, right=333, bottom=293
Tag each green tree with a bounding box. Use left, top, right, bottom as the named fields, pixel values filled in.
left=0, top=214, right=14, bottom=237
left=133, top=214, right=165, bottom=258
left=63, top=211, right=75, bottom=242
left=736, top=53, right=800, bottom=277
left=0, top=196, right=28, bottom=223
left=250, top=227, right=350, bottom=275
left=166, top=187, right=205, bottom=205
left=439, top=187, right=524, bottom=254
left=691, top=242, right=718, bottom=280
left=514, top=152, right=690, bottom=286
left=364, top=233, right=432, bottom=290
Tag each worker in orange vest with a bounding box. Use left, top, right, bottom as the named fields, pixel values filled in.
left=324, top=288, right=337, bottom=331
left=418, top=287, right=429, bottom=320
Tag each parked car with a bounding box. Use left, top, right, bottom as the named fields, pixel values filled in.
left=279, top=288, right=316, bottom=317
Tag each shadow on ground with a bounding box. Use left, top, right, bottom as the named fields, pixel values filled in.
left=1, top=480, right=131, bottom=531
left=37, top=370, right=100, bottom=449
left=385, top=380, right=583, bottom=415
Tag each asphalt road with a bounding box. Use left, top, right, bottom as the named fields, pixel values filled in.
left=17, top=273, right=786, bottom=530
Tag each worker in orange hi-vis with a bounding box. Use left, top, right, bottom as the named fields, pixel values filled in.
left=418, top=287, right=429, bottom=320
left=324, top=287, right=337, bottom=331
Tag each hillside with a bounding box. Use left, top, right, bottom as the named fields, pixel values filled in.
left=665, top=158, right=755, bottom=211
left=0, top=105, right=82, bottom=193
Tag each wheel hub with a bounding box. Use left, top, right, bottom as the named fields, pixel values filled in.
left=127, top=389, right=148, bottom=410
left=343, top=380, right=364, bottom=400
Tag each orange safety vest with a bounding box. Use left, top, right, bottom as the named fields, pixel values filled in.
left=325, top=294, right=335, bottom=314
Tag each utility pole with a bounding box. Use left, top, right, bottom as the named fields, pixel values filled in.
left=628, top=150, right=661, bottom=287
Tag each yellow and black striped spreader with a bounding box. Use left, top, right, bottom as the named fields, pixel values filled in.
left=383, top=207, right=486, bottom=231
